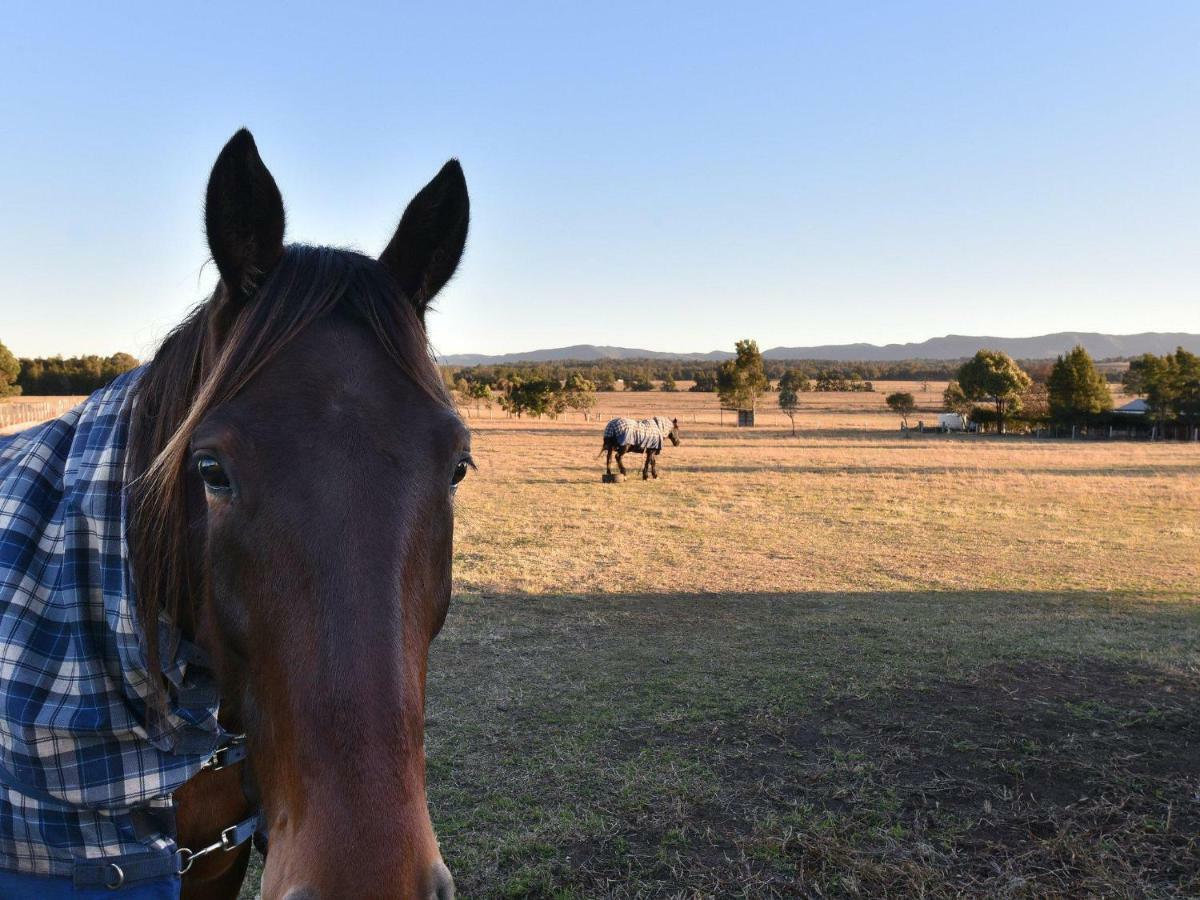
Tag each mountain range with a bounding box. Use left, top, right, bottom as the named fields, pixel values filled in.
left=439, top=332, right=1200, bottom=366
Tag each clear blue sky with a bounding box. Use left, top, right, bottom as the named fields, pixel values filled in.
left=2, top=2, right=1197, bottom=359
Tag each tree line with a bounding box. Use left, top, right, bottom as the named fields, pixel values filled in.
left=931, top=345, right=1198, bottom=433
left=0, top=347, right=141, bottom=396
left=451, top=372, right=600, bottom=419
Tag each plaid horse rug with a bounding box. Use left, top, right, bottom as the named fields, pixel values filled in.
left=604, top=416, right=673, bottom=453
left=0, top=369, right=224, bottom=890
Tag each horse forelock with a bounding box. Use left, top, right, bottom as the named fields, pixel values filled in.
left=126, top=244, right=451, bottom=695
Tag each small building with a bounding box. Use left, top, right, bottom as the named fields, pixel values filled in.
left=1115, top=398, right=1150, bottom=415
left=938, top=413, right=969, bottom=432
left=719, top=407, right=755, bottom=427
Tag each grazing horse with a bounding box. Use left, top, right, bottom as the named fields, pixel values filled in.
left=603, top=416, right=681, bottom=479
left=0, top=130, right=470, bottom=899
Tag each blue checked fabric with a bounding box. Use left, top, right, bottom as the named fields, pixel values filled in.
left=604, top=416, right=673, bottom=452
left=0, top=368, right=223, bottom=879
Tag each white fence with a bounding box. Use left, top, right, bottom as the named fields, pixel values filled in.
left=0, top=398, right=79, bottom=430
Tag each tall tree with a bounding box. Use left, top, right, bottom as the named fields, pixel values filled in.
left=1047, top=345, right=1112, bottom=423
left=0, top=340, right=20, bottom=397
left=1121, top=350, right=1200, bottom=422
left=942, top=380, right=971, bottom=415
left=466, top=380, right=493, bottom=414
left=717, top=339, right=769, bottom=410
left=885, top=392, right=916, bottom=429
left=560, top=373, right=597, bottom=419
left=777, top=369, right=808, bottom=436
left=1172, top=348, right=1200, bottom=424
left=956, top=350, right=1031, bottom=433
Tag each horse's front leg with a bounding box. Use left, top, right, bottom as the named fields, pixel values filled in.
left=650, top=450, right=659, bottom=479
left=642, top=452, right=651, bottom=480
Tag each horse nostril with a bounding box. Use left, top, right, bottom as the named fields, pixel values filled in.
left=428, top=860, right=455, bottom=899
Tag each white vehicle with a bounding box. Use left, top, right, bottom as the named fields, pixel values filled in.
left=938, top=413, right=969, bottom=432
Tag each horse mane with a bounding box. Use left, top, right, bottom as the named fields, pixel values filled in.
left=126, top=244, right=452, bottom=702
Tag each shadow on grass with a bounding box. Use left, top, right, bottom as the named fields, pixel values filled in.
left=415, top=590, right=1200, bottom=898
left=672, top=463, right=1200, bottom=477
left=516, top=461, right=1199, bottom=485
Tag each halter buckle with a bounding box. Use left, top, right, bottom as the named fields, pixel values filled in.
left=201, top=733, right=247, bottom=772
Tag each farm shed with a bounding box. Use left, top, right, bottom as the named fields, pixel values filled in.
left=718, top=407, right=756, bottom=427
left=1114, top=398, right=1150, bottom=415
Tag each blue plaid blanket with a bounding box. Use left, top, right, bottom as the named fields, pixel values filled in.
left=0, top=368, right=223, bottom=882
left=604, top=416, right=672, bottom=452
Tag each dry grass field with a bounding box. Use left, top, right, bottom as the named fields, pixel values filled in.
left=414, top=385, right=1199, bottom=898
left=6, top=389, right=1199, bottom=896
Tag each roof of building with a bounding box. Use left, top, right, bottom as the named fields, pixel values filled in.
left=1115, top=398, right=1150, bottom=414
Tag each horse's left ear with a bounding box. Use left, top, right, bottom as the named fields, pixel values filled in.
left=380, top=160, right=470, bottom=321
left=673, top=418, right=679, bottom=428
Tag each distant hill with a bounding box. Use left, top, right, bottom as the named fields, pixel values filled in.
left=440, top=332, right=1200, bottom=366
left=439, top=344, right=731, bottom=365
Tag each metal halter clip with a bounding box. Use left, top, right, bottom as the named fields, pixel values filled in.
left=201, top=733, right=247, bottom=772
left=176, top=823, right=246, bottom=874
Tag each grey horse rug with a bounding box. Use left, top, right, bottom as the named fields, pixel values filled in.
left=604, top=416, right=674, bottom=452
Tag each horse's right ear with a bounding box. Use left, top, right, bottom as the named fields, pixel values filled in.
left=205, top=129, right=286, bottom=303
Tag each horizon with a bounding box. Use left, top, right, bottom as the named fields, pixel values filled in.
left=8, top=328, right=1200, bottom=364
left=3, top=3, right=1198, bottom=359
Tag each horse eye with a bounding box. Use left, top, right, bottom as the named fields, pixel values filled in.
left=196, top=455, right=232, bottom=491
left=451, top=460, right=470, bottom=486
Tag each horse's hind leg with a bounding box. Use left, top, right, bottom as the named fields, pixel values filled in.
left=642, top=452, right=651, bottom=480
left=616, top=448, right=627, bottom=476
left=605, top=446, right=613, bottom=475
left=650, top=451, right=659, bottom=479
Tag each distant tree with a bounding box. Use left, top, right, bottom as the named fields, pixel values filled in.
left=500, top=378, right=559, bottom=418
left=956, top=350, right=1031, bottom=434
left=0, top=340, right=20, bottom=397
left=560, top=373, right=597, bottom=419
left=777, top=369, right=809, bottom=435
left=627, top=373, right=654, bottom=392
left=453, top=377, right=470, bottom=401
left=660, top=371, right=677, bottom=392
left=1122, top=353, right=1162, bottom=399
left=466, top=380, right=493, bottom=414
left=105, top=352, right=139, bottom=373
left=1017, top=381, right=1050, bottom=427
left=593, top=370, right=617, bottom=392
left=689, top=370, right=717, bottom=392
left=885, top=392, right=916, bottom=429
left=1123, top=348, right=1200, bottom=425
left=1173, top=348, right=1200, bottom=424
left=1047, top=345, right=1112, bottom=423
left=717, top=339, right=769, bottom=410
left=942, top=380, right=971, bottom=415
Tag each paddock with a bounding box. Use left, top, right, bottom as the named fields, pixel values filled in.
left=415, top=394, right=1198, bottom=897
left=5, top=390, right=1198, bottom=897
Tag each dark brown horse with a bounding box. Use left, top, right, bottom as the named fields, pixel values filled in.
left=128, top=130, right=470, bottom=899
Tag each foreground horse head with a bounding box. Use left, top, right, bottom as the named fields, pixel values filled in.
left=129, top=130, right=468, bottom=898
left=668, top=417, right=681, bottom=446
